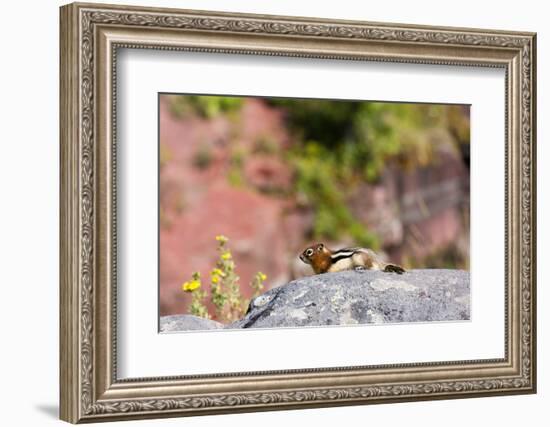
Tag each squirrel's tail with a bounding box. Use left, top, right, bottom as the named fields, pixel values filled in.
left=383, top=264, right=405, bottom=274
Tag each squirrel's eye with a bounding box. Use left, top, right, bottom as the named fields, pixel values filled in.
left=306, top=249, right=313, bottom=256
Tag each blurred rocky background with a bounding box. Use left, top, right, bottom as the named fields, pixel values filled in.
left=159, top=94, right=470, bottom=317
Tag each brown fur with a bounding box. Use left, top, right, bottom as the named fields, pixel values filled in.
left=300, top=243, right=405, bottom=275
left=357, top=252, right=374, bottom=269
left=300, top=243, right=332, bottom=274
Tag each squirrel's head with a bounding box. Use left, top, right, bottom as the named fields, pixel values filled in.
left=299, top=243, right=329, bottom=266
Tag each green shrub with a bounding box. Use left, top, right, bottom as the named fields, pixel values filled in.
left=170, top=95, right=243, bottom=119
left=274, top=100, right=465, bottom=248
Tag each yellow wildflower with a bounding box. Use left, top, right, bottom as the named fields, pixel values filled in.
left=211, top=275, right=220, bottom=284
left=211, top=268, right=224, bottom=277
left=182, top=280, right=201, bottom=292
left=221, top=252, right=232, bottom=260
left=215, top=235, right=228, bottom=243
left=258, top=272, right=267, bottom=281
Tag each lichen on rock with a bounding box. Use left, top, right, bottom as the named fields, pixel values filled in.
left=226, top=269, right=470, bottom=329
left=160, top=314, right=224, bottom=332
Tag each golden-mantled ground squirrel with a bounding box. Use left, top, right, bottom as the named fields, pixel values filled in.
left=299, top=243, right=405, bottom=275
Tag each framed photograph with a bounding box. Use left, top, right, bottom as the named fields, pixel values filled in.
left=60, top=2, right=537, bottom=423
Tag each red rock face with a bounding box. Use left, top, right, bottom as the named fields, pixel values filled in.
left=243, top=156, right=293, bottom=193
left=159, top=95, right=470, bottom=317
left=159, top=96, right=299, bottom=316
left=160, top=183, right=290, bottom=316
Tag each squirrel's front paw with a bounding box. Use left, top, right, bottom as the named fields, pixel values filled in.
left=354, top=266, right=367, bottom=272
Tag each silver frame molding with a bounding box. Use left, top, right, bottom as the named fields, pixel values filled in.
left=60, top=2, right=537, bottom=423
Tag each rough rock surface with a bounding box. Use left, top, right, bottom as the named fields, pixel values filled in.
left=160, top=314, right=224, bottom=332
left=227, top=269, right=470, bottom=329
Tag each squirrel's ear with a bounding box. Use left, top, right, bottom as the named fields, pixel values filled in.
left=317, top=243, right=324, bottom=250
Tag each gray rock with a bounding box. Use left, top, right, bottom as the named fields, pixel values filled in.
left=226, top=269, right=470, bottom=329
left=160, top=314, right=223, bottom=332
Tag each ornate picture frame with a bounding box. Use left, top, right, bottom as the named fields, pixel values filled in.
left=60, top=2, right=536, bottom=423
